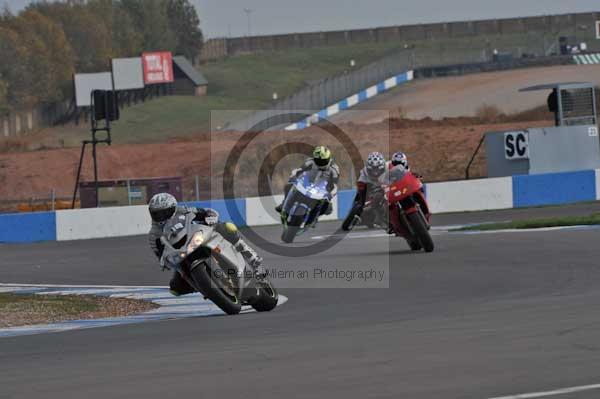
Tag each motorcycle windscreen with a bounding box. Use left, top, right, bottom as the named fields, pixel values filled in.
left=295, top=171, right=331, bottom=201
left=282, top=188, right=320, bottom=218
left=162, top=216, right=188, bottom=249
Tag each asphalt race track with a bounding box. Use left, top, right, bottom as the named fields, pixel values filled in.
left=2, top=203, right=600, bottom=398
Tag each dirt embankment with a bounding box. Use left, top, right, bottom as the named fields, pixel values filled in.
left=0, top=118, right=550, bottom=203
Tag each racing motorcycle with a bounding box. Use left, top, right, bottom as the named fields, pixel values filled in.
left=280, top=169, right=334, bottom=243
left=160, top=213, right=278, bottom=315
left=341, top=186, right=386, bottom=231
left=383, top=168, right=434, bottom=253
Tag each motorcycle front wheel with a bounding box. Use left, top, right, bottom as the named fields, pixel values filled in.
left=190, top=260, right=242, bottom=315
left=407, top=211, right=434, bottom=253
left=281, top=214, right=303, bottom=243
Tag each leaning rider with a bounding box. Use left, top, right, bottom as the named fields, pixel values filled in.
left=275, top=145, right=340, bottom=216
left=354, top=152, right=387, bottom=217
left=390, top=151, right=424, bottom=180
left=387, top=152, right=430, bottom=222
left=148, top=193, right=264, bottom=296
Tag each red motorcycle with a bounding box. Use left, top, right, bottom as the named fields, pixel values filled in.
left=383, top=168, right=434, bottom=253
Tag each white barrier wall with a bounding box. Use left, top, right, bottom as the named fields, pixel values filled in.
left=426, top=177, right=513, bottom=214
left=245, top=195, right=284, bottom=226
left=245, top=195, right=338, bottom=226
left=56, top=205, right=151, bottom=241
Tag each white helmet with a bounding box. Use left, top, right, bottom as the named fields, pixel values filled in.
left=149, top=193, right=177, bottom=223
left=366, top=152, right=386, bottom=178
left=391, top=152, right=408, bottom=169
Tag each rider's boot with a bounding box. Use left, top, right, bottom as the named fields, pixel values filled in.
left=318, top=201, right=333, bottom=216
left=235, top=239, right=266, bottom=279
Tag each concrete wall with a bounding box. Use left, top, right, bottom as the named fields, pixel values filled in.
left=200, top=12, right=600, bottom=61
left=426, top=177, right=514, bottom=213
left=2, top=169, right=599, bottom=243
left=55, top=205, right=150, bottom=241
left=528, top=126, right=600, bottom=174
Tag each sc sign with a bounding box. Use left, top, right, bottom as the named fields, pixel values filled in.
left=504, top=131, right=529, bottom=160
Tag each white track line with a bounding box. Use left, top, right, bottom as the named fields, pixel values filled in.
left=488, top=383, right=600, bottom=398
left=0, top=283, right=165, bottom=289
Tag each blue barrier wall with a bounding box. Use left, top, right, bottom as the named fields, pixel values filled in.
left=0, top=212, right=56, bottom=243
left=512, top=170, right=597, bottom=208
left=184, top=199, right=247, bottom=227
left=337, top=190, right=357, bottom=220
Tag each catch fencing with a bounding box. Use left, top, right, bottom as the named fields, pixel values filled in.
left=225, top=50, right=414, bottom=132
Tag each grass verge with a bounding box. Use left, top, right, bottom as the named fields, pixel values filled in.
left=455, top=213, right=600, bottom=231
left=0, top=293, right=159, bottom=328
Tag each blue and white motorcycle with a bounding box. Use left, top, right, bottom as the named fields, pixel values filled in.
left=280, top=169, right=335, bottom=243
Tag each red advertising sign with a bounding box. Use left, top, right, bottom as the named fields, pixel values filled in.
left=142, top=52, right=174, bottom=84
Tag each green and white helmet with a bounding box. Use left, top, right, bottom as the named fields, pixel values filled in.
left=313, top=146, right=332, bottom=170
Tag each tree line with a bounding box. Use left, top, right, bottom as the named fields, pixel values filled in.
left=0, top=0, right=203, bottom=112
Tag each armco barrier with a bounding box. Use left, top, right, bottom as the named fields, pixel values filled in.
left=1, top=169, right=600, bottom=243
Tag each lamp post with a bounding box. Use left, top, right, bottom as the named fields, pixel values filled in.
left=244, top=8, right=253, bottom=36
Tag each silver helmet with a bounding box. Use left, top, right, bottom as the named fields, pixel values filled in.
left=149, top=193, right=177, bottom=223
left=366, top=152, right=386, bottom=178
left=391, top=152, right=408, bottom=169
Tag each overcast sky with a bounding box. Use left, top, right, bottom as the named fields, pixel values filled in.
left=3, top=0, right=599, bottom=38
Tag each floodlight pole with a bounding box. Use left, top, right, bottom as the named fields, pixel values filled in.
left=71, top=91, right=113, bottom=209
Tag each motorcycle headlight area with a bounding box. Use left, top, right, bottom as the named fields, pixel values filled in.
left=186, top=232, right=205, bottom=254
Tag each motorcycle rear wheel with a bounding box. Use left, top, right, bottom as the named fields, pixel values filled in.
left=407, top=212, right=434, bottom=253
left=190, top=261, right=242, bottom=315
